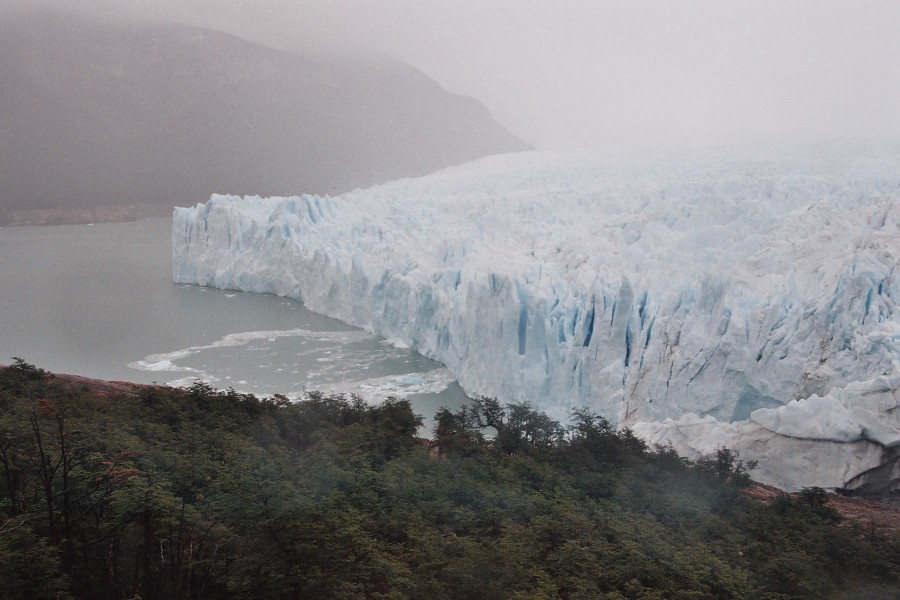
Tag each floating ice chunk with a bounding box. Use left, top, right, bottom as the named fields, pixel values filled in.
left=136, top=359, right=175, bottom=371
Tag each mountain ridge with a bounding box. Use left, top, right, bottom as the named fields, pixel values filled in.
left=0, top=11, right=530, bottom=224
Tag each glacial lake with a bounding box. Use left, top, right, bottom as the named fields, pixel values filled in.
left=0, top=217, right=468, bottom=431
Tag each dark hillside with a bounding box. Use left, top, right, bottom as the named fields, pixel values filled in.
left=1, top=361, right=898, bottom=599
left=0, top=11, right=529, bottom=224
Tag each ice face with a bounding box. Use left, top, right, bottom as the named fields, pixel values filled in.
left=173, top=143, right=900, bottom=489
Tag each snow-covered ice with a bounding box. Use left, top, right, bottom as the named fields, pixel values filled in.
left=173, top=142, right=900, bottom=489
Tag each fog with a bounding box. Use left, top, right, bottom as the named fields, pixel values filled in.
left=4, top=0, right=900, bottom=149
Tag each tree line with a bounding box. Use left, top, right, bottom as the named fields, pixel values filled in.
left=1, top=359, right=897, bottom=599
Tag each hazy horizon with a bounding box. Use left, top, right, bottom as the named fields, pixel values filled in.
left=3, top=0, right=899, bottom=151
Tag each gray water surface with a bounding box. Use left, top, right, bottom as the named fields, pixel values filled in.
left=0, top=218, right=467, bottom=428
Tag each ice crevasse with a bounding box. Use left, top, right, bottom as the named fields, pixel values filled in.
left=173, top=144, right=900, bottom=490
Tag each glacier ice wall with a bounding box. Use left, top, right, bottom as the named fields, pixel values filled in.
left=173, top=144, right=900, bottom=489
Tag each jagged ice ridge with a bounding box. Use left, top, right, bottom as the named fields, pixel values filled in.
left=173, top=144, right=900, bottom=490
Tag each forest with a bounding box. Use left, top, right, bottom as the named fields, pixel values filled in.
left=1, top=359, right=897, bottom=599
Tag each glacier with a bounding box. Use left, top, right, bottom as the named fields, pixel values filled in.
left=173, top=143, right=900, bottom=490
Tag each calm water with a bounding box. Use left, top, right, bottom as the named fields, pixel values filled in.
left=0, top=218, right=467, bottom=429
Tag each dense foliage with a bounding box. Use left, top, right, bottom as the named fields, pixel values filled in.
left=1, top=360, right=897, bottom=599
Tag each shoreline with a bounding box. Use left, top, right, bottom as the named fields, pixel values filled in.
left=1, top=203, right=174, bottom=227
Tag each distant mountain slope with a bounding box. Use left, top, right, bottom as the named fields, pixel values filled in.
left=0, top=12, right=529, bottom=224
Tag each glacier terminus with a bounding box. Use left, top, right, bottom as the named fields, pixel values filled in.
left=173, top=143, right=900, bottom=491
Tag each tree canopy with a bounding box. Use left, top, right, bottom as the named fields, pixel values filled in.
left=1, top=361, right=897, bottom=599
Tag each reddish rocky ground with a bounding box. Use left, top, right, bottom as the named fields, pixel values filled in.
left=829, top=494, right=900, bottom=533
left=44, top=371, right=148, bottom=400
left=746, top=482, right=900, bottom=533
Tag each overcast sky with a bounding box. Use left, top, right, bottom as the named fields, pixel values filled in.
left=5, top=0, right=900, bottom=149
